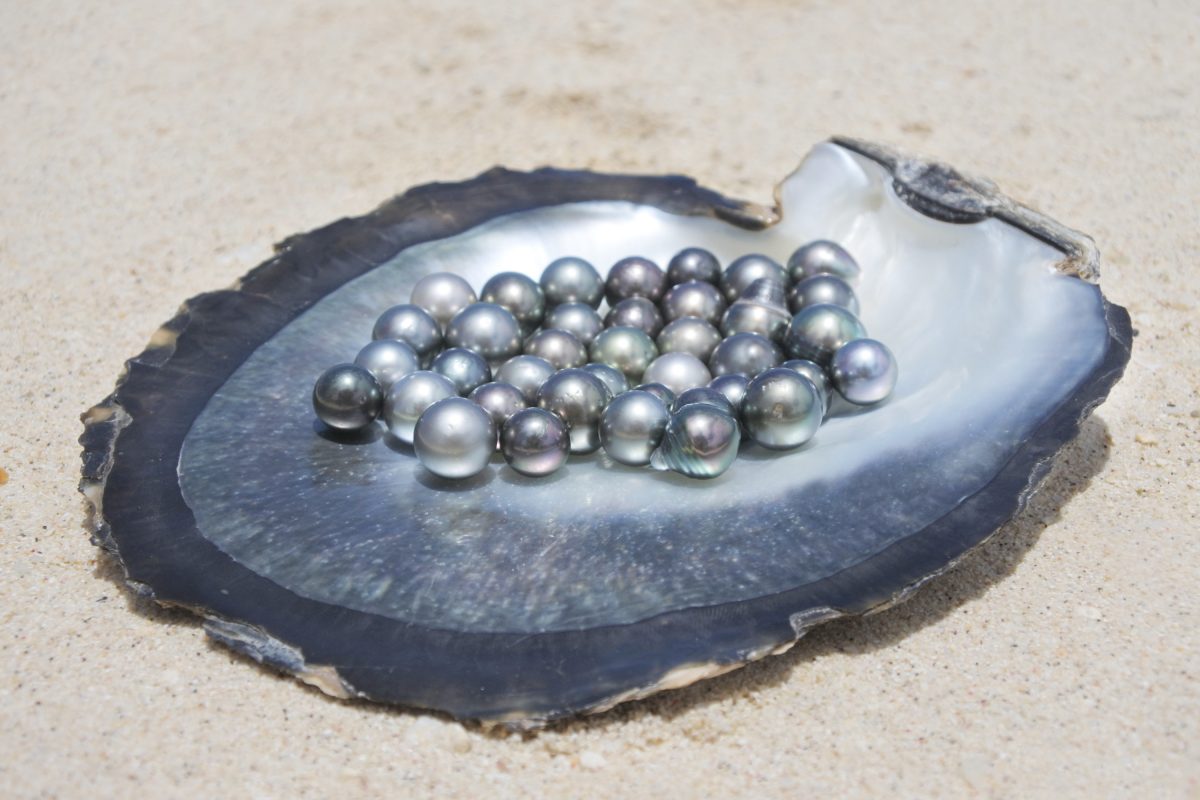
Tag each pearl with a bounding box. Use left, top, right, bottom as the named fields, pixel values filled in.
left=353, top=339, right=419, bottom=391
left=443, top=302, right=523, bottom=367
left=830, top=338, right=898, bottom=405
left=582, top=363, right=630, bottom=398
left=650, top=403, right=741, bottom=479
left=741, top=368, right=822, bottom=450
left=787, top=274, right=860, bottom=315
left=782, top=303, right=867, bottom=366
left=382, top=370, right=457, bottom=444
left=371, top=304, right=442, bottom=365
left=431, top=347, right=492, bottom=395
left=781, top=359, right=833, bottom=408
left=666, top=247, right=722, bottom=286
left=709, top=332, right=783, bottom=378
left=635, top=382, right=676, bottom=409
left=523, top=328, right=588, bottom=370
left=673, top=386, right=736, bottom=418
left=708, top=373, right=750, bottom=412
left=605, top=297, right=664, bottom=338
left=660, top=280, right=726, bottom=325
left=589, top=326, right=659, bottom=382
left=786, top=240, right=861, bottom=285
left=410, top=272, right=477, bottom=329
left=541, top=256, right=604, bottom=308
left=543, top=302, right=603, bottom=345
left=413, top=397, right=496, bottom=479
left=536, top=368, right=612, bottom=454
left=312, top=363, right=382, bottom=431
left=494, top=354, right=556, bottom=403
left=468, top=381, right=528, bottom=442
left=501, top=407, right=571, bottom=477
left=720, top=278, right=790, bottom=341
left=641, top=352, right=712, bottom=395
left=720, top=254, right=787, bottom=302
left=480, top=272, right=545, bottom=334
left=600, top=390, right=670, bottom=466
left=656, top=317, right=723, bottom=362
left=605, top=256, right=666, bottom=305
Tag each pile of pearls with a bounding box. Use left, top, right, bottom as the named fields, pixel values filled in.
left=312, top=241, right=897, bottom=480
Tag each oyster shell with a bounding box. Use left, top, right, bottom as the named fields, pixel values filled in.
left=80, top=137, right=1131, bottom=726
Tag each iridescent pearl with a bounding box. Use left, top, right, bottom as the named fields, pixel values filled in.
left=605, top=297, right=664, bottom=338
left=787, top=274, right=860, bottom=315
left=480, top=271, right=545, bottom=334
left=605, top=256, right=666, bottom=305
left=468, top=381, right=528, bottom=444
left=650, top=404, right=741, bottom=479
left=656, top=317, right=723, bottom=362
left=635, top=382, right=677, bottom=409
left=410, top=272, right=477, bottom=329
left=708, top=332, right=783, bottom=378
left=830, top=338, right=898, bottom=405
left=659, top=280, right=726, bottom=325
left=501, top=407, right=571, bottom=477
left=781, top=359, right=833, bottom=408
left=535, top=368, right=612, bottom=454
left=741, top=368, right=822, bottom=450
left=543, top=302, right=604, bottom=345
left=719, top=254, right=788, bottom=302
left=720, top=278, right=790, bottom=341
left=641, top=352, right=712, bottom=395
left=708, top=373, right=750, bottom=413
left=582, top=363, right=630, bottom=398
left=782, top=303, right=867, bottom=366
left=673, top=386, right=736, bottom=418
left=354, top=339, right=419, bottom=391
left=371, top=304, right=442, bottom=366
left=599, top=390, right=670, bottom=466
left=541, top=256, right=604, bottom=309
left=382, top=370, right=458, bottom=444
left=312, top=363, right=382, bottom=431
left=786, top=240, right=861, bottom=285
left=589, top=326, right=659, bottom=382
left=413, top=397, right=496, bottom=479
left=523, top=328, right=588, bottom=370
left=443, top=302, right=523, bottom=367
left=431, top=347, right=492, bottom=395
left=666, top=247, right=722, bottom=286
left=494, top=355, right=555, bottom=404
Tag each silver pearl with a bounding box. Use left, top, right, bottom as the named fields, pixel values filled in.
left=541, top=256, right=604, bottom=309
left=605, top=297, right=664, bottom=338
left=599, top=390, right=670, bottom=466
left=480, top=272, right=545, bottom=334
left=787, top=274, right=860, bottom=315
left=641, top=352, right=712, bottom=396
left=371, top=304, right=442, bottom=365
left=708, top=373, right=750, bottom=412
left=782, top=303, right=867, bottom=366
left=468, top=381, right=528, bottom=443
left=720, top=253, right=787, bottom=302
left=787, top=240, right=861, bottom=285
left=582, top=363, right=630, bottom=397
left=673, top=386, right=736, bottom=417
left=589, top=326, right=659, bottom=382
left=410, top=272, right=477, bottom=329
left=741, top=367, right=822, bottom=450
left=830, top=338, right=898, bottom=405
left=500, top=407, right=571, bottom=477
left=535, top=368, right=612, bottom=454
left=543, top=302, right=604, bottom=345
left=354, top=339, right=419, bottom=391
left=494, top=354, right=556, bottom=403
left=523, top=328, right=588, bottom=370
left=413, top=397, right=496, bottom=479
left=656, top=317, right=723, bottom=362
left=312, top=363, right=382, bottom=431
left=781, top=359, right=833, bottom=408
left=667, top=247, right=722, bottom=286
left=650, top=404, right=741, bottom=479
left=605, top=256, right=666, bottom=305
left=635, top=382, right=676, bottom=409
left=431, top=347, right=492, bottom=395
left=382, top=370, right=457, bottom=444
left=443, top=302, right=523, bottom=367
left=709, top=332, right=783, bottom=378
left=660, top=280, right=726, bottom=325
left=720, top=278, right=790, bottom=341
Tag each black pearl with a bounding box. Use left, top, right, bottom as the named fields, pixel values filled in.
left=312, top=363, right=382, bottom=431
left=656, top=317, right=723, bottom=362
left=371, top=304, right=443, bottom=366
left=541, top=256, right=604, bottom=308
left=605, top=256, right=666, bottom=305
left=635, top=382, right=677, bottom=409
left=708, top=332, right=783, bottom=379
left=543, top=302, right=604, bottom=345
left=786, top=240, right=861, bottom=285
left=535, top=368, right=612, bottom=454
left=782, top=303, right=867, bottom=366
left=787, top=274, right=860, bottom=315
left=719, top=254, right=788, bottom=302
left=523, top=328, right=588, bottom=370
left=501, top=407, right=571, bottom=477
left=720, top=278, right=790, bottom=341
left=431, top=347, right=492, bottom=395
left=605, top=297, right=664, bottom=338
left=589, top=326, right=659, bottom=382
left=443, top=302, right=523, bottom=367
left=660, top=280, right=726, bottom=326
left=410, top=272, right=477, bottom=329
left=673, top=386, right=736, bottom=417
left=708, top=373, right=750, bottom=413
left=469, top=381, right=528, bottom=444
left=494, top=355, right=556, bottom=404
left=650, top=403, right=741, bottom=479
left=667, top=247, right=722, bottom=286
left=480, top=272, right=546, bottom=334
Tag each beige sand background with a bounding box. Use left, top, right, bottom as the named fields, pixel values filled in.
left=2, top=1, right=1197, bottom=796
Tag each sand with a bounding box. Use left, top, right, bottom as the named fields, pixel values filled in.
left=1, top=1, right=1196, bottom=796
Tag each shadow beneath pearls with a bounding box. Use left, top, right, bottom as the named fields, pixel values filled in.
left=313, top=419, right=384, bottom=445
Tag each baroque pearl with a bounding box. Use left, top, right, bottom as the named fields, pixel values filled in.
left=371, top=304, right=442, bottom=365
left=501, top=407, right=572, bottom=477
left=782, top=303, right=867, bottom=366
left=650, top=403, right=741, bottom=479
left=443, top=302, right=523, bottom=367
left=830, top=338, right=898, bottom=405
left=413, top=397, right=496, bottom=479
left=541, top=256, right=604, bottom=308
left=787, top=240, right=861, bottom=285
left=741, top=367, right=822, bottom=450
left=354, top=339, right=419, bottom=391
left=720, top=253, right=787, bottom=302
left=605, top=256, right=666, bottom=305
left=536, top=368, right=612, bottom=454
left=720, top=278, right=790, bottom=341
left=382, top=370, right=458, bottom=445
left=312, top=363, right=382, bottom=431
left=480, top=271, right=545, bottom=334
left=641, top=352, right=712, bottom=395
left=410, top=272, right=477, bottom=329
left=599, top=390, right=670, bottom=466
left=673, top=386, right=736, bottom=418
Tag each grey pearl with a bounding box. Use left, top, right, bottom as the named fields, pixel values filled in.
left=605, top=297, right=664, bottom=338
left=599, top=390, right=670, bottom=466
left=720, top=254, right=788, bottom=302
left=708, top=373, right=750, bottom=412
left=410, top=272, right=477, bottom=329
left=781, top=359, right=833, bottom=408
left=783, top=303, right=867, bottom=366
left=787, top=240, right=861, bottom=285
left=432, top=347, right=492, bottom=395
left=589, top=326, right=659, bottom=382
left=673, top=386, right=736, bottom=417
left=312, top=363, right=382, bottom=431
left=541, top=256, right=604, bottom=308
left=741, top=367, right=822, bottom=450
left=354, top=339, right=419, bottom=391
left=720, top=278, right=790, bottom=342
left=501, top=407, right=571, bottom=477
left=635, top=382, right=676, bottom=409
left=605, top=256, right=666, bottom=305
left=443, top=302, right=523, bottom=367
left=480, top=271, right=545, bottom=334
left=660, top=280, right=726, bottom=325
left=709, top=332, right=783, bottom=378
left=523, top=328, right=588, bottom=371
left=787, top=274, right=860, bottom=315
left=650, top=403, right=741, bottom=479
left=413, top=397, right=496, bottom=479
left=494, top=354, right=556, bottom=403
left=656, top=317, right=723, bottom=362
left=372, top=304, right=443, bottom=365
left=536, top=368, right=612, bottom=454
left=544, top=302, right=603, bottom=345
left=469, top=381, right=528, bottom=443
left=641, top=352, right=712, bottom=395
left=582, top=363, right=630, bottom=398
left=382, top=370, right=457, bottom=444
left=830, top=338, right=898, bottom=405
left=667, top=247, right=722, bottom=286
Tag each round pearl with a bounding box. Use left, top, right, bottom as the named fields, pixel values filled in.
left=582, top=362, right=630, bottom=398
left=830, top=338, right=898, bottom=405
left=312, top=363, right=382, bottom=431
left=413, top=397, right=496, bottom=479
left=635, top=382, right=677, bottom=409
left=494, top=354, right=556, bottom=403
left=382, top=370, right=457, bottom=444
left=673, top=386, right=736, bottom=418
left=410, top=272, right=477, bottom=329
left=651, top=404, right=741, bottom=479
left=431, top=347, right=492, bottom=395
left=781, top=359, right=833, bottom=408
left=605, top=256, right=666, bottom=305
left=523, top=328, right=588, bottom=370
left=371, top=304, right=442, bottom=365
left=708, top=373, right=750, bottom=413
left=787, top=274, right=860, bottom=315
left=605, top=297, right=664, bottom=338
left=354, top=339, right=419, bottom=391
left=543, top=302, right=603, bottom=345
left=720, top=278, right=790, bottom=341
left=535, top=368, right=612, bottom=454
left=480, top=271, right=545, bottom=334
left=600, top=390, right=670, bottom=466
left=782, top=303, right=867, bottom=365
left=667, top=247, right=722, bottom=286
left=589, top=326, right=659, bottom=382
left=786, top=240, right=861, bottom=285
left=709, top=332, right=783, bottom=378
left=541, top=256, right=604, bottom=308
left=641, top=352, right=712, bottom=395
left=660, top=280, right=726, bottom=325
left=443, top=302, right=523, bottom=367
left=741, top=367, right=822, bottom=450
left=720, top=254, right=787, bottom=302
left=656, top=317, right=723, bottom=362
left=501, top=407, right=571, bottom=477
left=468, top=381, right=528, bottom=441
